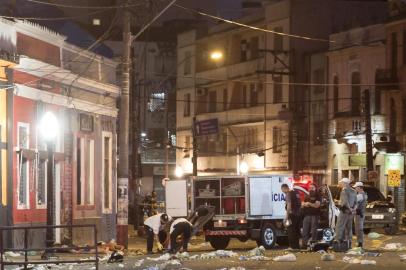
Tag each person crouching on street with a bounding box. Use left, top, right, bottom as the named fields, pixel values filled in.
left=169, top=218, right=193, bottom=254
left=144, top=213, right=172, bottom=254
left=353, top=182, right=368, bottom=248
left=301, top=183, right=321, bottom=249
left=281, top=183, right=302, bottom=250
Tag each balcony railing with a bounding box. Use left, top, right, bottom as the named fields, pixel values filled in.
left=0, top=49, right=19, bottom=64
left=375, top=69, right=399, bottom=91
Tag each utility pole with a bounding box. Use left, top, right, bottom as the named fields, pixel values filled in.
left=192, top=116, right=198, bottom=178
left=364, top=89, right=374, bottom=179
left=117, top=1, right=131, bottom=248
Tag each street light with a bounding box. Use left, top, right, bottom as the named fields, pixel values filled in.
left=210, top=50, right=224, bottom=62
left=175, top=166, right=184, bottom=178
left=239, top=161, right=249, bottom=175
left=39, top=111, right=58, bottom=257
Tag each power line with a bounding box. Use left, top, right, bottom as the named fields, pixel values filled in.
left=174, top=4, right=332, bottom=43
left=0, top=9, right=108, bottom=20
left=24, top=0, right=142, bottom=9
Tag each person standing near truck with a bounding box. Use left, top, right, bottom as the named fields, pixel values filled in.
left=301, top=183, right=321, bottom=249
left=353, top=182, right=368, bottom=248
left=144, top=213, right=172, bottom=254
left=335, top=178, right=357, bottom=250
left=281, top=183, right=301, bottom=250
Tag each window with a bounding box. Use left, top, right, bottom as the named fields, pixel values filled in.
left=184, top=93, right=191, bottom=117
left=76, top=137, right=95, bottom=206
left=17, top=123, right=29, bottom=208
left=250, top=83, right=258, bottom=107
left=351, top=72, right=361, bottom=115
left=313, top=69, right=324, bottom=94
left=36, top=158, right=47, bottom=208
left=184, top=51, right=191, bottom=75
left=273, top=27, right=283, bottom=52
left=185, top=136, right=190, bottom=149
left=250, top=36, right=259, bottom=59
left=240, top=39, right=248, bottom=62
left=102, top=132, right=112, bottom=212
left=242, top=85, right=247, bottom=108
left=273, top=76, right=282, bottom=103
left=223, top=88, right=228, bottom=111
left=391, top=32, right=398, bottom=73
left=208, top=91, right=217, bottom=113
left=402, top=98, right=406, bottom=132
left=196, top=89, right=208, bottom=114
left=374, top=71, right=381, bottom=114
left=333, top=76, right=339, bottom=114
left=272, top=127, right=282, bottom=153
left=313, top=121, right=324, bottom=145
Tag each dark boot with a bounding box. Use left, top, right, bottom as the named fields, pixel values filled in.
left=358, top=242, right=363, bottom=248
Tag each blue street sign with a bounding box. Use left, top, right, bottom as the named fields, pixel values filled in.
left=194, top=118, right=219, bottom=136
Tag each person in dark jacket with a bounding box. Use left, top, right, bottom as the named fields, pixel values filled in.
left=281, top=183, right=301, bottom=250
left=301, top=183, right=321, bottom=249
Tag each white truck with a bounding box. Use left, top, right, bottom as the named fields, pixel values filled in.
left=165, top=175, right=338, bottom=250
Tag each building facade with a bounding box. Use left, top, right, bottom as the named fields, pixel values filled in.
left=0, top=18, right=120, bottom=247
left=175, top=0, right=388, bottom=181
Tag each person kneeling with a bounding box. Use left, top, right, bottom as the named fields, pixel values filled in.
left=169, top=218, right=193, bottom=254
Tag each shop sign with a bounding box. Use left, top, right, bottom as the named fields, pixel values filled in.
left=349, top=154, right=366, bottom=167
left=388, top=169, right=401, bottom=187
left=384, top=154, right=404, bottom=175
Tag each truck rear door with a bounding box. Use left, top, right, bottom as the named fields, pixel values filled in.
left=165, top=179, right=188, bottom=217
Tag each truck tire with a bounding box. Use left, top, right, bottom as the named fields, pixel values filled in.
left=259, top=223, right=276, bottom=249
left=384, top=225, right=398, bottom=235
left=208, top=236, right=230, bottom=250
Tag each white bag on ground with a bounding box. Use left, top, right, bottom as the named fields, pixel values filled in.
left=273, top=253, right=296, bottom=262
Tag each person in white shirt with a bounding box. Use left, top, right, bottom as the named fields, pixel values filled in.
left=169, top=218, right=193, bottom=254
left=144, top=213, right=172, bottom=254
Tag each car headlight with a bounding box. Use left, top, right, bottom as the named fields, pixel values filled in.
left=388, top=208, right=396, bottom=213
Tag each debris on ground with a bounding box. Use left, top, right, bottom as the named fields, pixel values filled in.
left=239, top=255, right=271, bottom=261
left=143, top=260, right=182, bottom=270
left=217, top=267, right=246, bottom=270
left=247, top=246, right=265, bottom=257
left=273, top=253, right=297, bottom=262
left=199, top=250, right=238, bottom=259
left=343, top=256, right=377, bottom=265
left=346, top=247, right=364, bottom=256
left=364, top=252, right=381, bottom=257
left=360, top=260, right=377, bottom=265
left=400, top=254, right=406, bottom=261
left=383, top=243, right=405, bottom=251
left=147, top=253, right=172, bottom=261
left=368, top=232, right=382, bottom=239
left=107, top=250, right=124, bottom=263
left=134, top=259, right=145, bottom=267
left=5, top=251, right=21, bottom=257
left=342, top=256, right=361, bottom=264
left=320, top=253, right=335, bottom=261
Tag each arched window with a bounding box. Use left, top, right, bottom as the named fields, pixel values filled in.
left=333, top=76, right=339, bottom=114
left=351, top=72, right=361, bottom=115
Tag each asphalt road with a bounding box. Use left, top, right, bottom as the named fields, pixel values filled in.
left=4, top=229, right=406, bottom=270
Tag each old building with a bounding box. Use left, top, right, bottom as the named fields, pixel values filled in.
left=0, top=18, right=120, bottom=247
left=375, top=2, right=406, bottom=213
left=175, top=0, right=388, bottom=181
left=326, top=24, right=387, bottom=187
left=0, top=19, right=19, bottom=243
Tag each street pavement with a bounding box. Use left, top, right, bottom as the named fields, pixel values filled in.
left=4, top=228, right=406, bottom=270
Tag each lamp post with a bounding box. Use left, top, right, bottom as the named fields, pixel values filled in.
left=39, top=111, right=58, bottom=255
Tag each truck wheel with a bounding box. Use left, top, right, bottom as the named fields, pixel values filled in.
left=209, top=236, right=230, bottom=250
left=260, top=223, right=276, bottom=249
left=384, top=225, right=398, bottom=235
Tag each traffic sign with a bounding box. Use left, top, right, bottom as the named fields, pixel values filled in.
left=388, top=169, right=401, bottom=187
left=194, top=118, right=219, bottom=136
